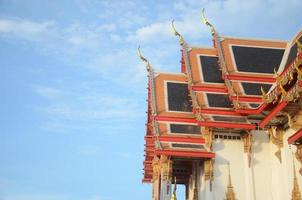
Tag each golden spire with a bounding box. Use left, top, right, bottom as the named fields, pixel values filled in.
left=225, top=163, right=236, bottom=200
left=170, top=177, right=177, bottom=200
left=137, top=46, right=151, bottom=72
left=291, top=153, right=302, bottom=200
left=201, top=8, right=215, bottom=35
left=171, top=20, right=185, bottom=46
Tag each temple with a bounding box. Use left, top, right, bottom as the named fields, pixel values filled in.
left=140, top=10, right=302, bottom=200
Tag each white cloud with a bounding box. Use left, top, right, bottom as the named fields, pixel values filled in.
left=33, top=85, right=62, bottom=99
left=0, top=18, right=55, bottom=41
left=126, top=21, right=172, bottom=43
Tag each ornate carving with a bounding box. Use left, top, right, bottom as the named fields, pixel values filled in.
left=225, top=163, right=236, bottom=200
left=160, top=155, right=172, bottom=181
left=269, top=126, right=284, bottom=163
left=204, top=159, right=214, bottom=181
left=296, top=144, right=302, bottom=176
left=287, top=101, right=302, bottom=131
left=291, top=155, right=302, bottom=200
left=152, top=156, right=160, bottom=182
left=242, top=132, right=252, bottom=167
left=203, top=127, right=213, bottom=150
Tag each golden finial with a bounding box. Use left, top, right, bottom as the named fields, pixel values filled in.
left=137, top=46, right=151, bottom=72
left=260, top=86, right=269, bottom=102
left=201, top=8, right=215, bottom=35
left=291, top=152, right=302, bottom=200
left=171, top=20, right=185, bottom=46
left=170, top=177, right=177, bottom=200
left=274, top=68, right=282, bottom=84
left=225, top=162, right=236, bottom=200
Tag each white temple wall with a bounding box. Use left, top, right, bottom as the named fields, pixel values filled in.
left=193, top=129, right=302, bottom=200
left=211, top=137, right=248, bottom=200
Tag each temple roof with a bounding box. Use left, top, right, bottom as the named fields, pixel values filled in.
left=141, top=27, right=302, bottom=183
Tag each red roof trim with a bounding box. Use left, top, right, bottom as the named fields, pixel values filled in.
left=259, top=101, right=288, bottom=128
left=230, top=96, right=263, bottom=103
left=288, top=129, right=302, bottom=144
left=199, top=108, right=243, bottom=116
left=191, top=85, right=228, bottom=93
left=198, top=121, right=256, bottom=129
left=235, top=103, right=267, bottom=114
left=154, top=116, right=197, bottom=123
left=225, top=74, right=276, bottom=83
left=158, top=136, right=205, bottom=144
left=155, top=149, right=215, bottom=158
left=155, top=116, right=255, bottom=129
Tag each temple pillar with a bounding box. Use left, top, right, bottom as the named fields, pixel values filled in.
left=200, top=159, right=214, bottom=200
left=152, top=156, right=161, bottom=200
left=159, top=155, right=172, bottom=200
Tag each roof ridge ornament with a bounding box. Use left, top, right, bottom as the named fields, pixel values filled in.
left=171, top=19, right=185, bottom=46
left=201, top=8, right=215, bottom=36
left=138, top=46, right=151, bottom=72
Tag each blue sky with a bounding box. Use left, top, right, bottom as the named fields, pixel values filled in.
left=0, top=0, right=301, bottom=200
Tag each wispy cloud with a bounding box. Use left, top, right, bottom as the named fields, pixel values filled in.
left=32, top=83, right=144, bottom=133
left=32, top=85, right=62, bottom=99
left=0, top=18, right=55, bottom=41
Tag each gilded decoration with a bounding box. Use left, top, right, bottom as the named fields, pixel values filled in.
left=204, top=159, right=214, bottom=182
left=269, top=126, right=284, bottom=163
left=287, top=101, right=302, bottom=131
left=160, top=155, right=172, bottom=182
left=291, top=155, right=302, bottom=200
left=203, top=127, right=213, bottom=150
left=152, top=156, right=160, bottom=182
left=296, top=144, right=302, bottom=176
left=242, top=132, right=252, bottom=167
left=204, top=159, right=214, bottom=191
left=225, top=163, right=236, bottom=200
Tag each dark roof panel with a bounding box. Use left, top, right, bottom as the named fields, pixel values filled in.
left=241, top=82, right=272, bottom=96
left=170, top=124, right=200, bottom=135
left=199, top=56, right=224, bottom=83
left=212, top=115, right=247, bottom=123
left=206, top=93, right=232, bottom=108
left=167, top=82, right=192, bottom=112
left=232, top=46, right=285, bottom=74
left=171, top=143, right=204, bottom=149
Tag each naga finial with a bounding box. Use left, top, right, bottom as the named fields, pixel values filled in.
left=201, top=8, right=215, bottom=35
left=274, top=68, right=282, bottom=83
left=137, top=46, right=151, bottom=72
left=260, top=86, right=268, bottom=100
left=171, top=19, right=185, bottom=46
